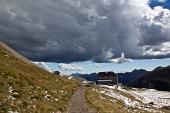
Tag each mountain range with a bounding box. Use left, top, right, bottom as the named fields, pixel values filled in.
left=72, top=67, right=170, bottom=91
left=72, top=69, right=149, bottom=85
left=130, top=66, right=170, bottom=91
left=117, top=69, right=149, bottom=85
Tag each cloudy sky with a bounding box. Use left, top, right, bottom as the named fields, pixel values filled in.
left=0, top=0, right=170, bottom=74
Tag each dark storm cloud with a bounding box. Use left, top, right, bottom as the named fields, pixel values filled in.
left=0, top=0, right=170, bottom=63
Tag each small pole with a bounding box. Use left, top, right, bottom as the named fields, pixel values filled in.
left=117, top=73, right=119, bottom=85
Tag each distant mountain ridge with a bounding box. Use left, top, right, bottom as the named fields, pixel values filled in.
left=130, top=66, right=170, bottom=91
left=72, top=73, right=97, bottom=81
left=118, top=69, right=149, bottom=85
left=72, top=69, right=148, bottom=85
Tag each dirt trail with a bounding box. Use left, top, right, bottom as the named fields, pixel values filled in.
left=67, top=87, right=97, bottom=113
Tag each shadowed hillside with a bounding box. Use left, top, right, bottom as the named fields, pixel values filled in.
left=118, top=69, right=148, bottom=85
left=130, top=66, right=170, bottom=91
left=0, top=42, right=80, bottom=113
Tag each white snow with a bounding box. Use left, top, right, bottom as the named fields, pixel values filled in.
left=45, top=95, right=51, bottom=101
left=125, top=88, right=170, bottom=108
left=100, top=88, right=157, bottom=112
left=45, top=91, right=48, bottom=94
left=9, top=87, right=13, bottom=93
left=83, top=80, right=89, bottom=84
left=55, top=98, right=58, bottom=101
left=99, top=85, right=170, bottom=112
left=68, top=76, right=73, bottom=80
left=8, top=111, right=18, bottom=113
left=8, top=95, right=16, bottom=100
left=100, top=96, right=105, bottom=100
left=60, top=90, right=67, bottom=95
left=12, top=92, right=19, bottom=95
left=5, top=55, right=9, bottom=57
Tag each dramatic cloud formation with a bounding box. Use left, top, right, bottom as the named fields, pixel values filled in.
left=58, top=63, right=84, bottom=71
left=0, top=0, right=170, bottom=63
left=109, top=53, right=133, bottom=64
left=33, top=62, right=52, bottom=72
left=143, top=42, right=170, bottom=56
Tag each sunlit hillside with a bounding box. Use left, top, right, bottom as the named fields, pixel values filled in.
left=0, top=42, right=80, bottom=113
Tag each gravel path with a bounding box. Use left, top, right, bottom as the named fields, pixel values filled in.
left=67, top=87, right=97, bottom=113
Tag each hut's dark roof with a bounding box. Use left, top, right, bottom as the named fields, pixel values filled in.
left=97, top=72, right=117, bottom=78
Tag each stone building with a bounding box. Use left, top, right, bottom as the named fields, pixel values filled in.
left=96, top=72, right=117, bottom=85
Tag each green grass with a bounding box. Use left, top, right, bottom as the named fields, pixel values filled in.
left=0, top=44, right=81, bottom=113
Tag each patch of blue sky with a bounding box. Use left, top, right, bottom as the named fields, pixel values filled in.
left=149, top=0, right=170, bottom=9
left=46, top=58, right=170, bottom=75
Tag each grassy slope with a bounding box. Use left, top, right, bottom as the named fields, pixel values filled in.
left=85, top=86, right=153, bottom=113
left=0, top=43, right=80, bottom=113
left=85, top=86, right=170, bottom=113
left=85, top=86, right=131, bottom=113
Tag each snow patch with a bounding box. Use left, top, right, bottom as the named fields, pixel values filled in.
left=100, top=85, right=163, bottom=112
left=44, top=95, right=51, bottom=101
left=8, top=95, right=16, bottom=100
left=9, top=87, right=13, bottom=93
left=126, top=89, right=170, bottom=108
left=5, top=55, right=9, bottom=57
left=8, top=111, right=18, bottom=113
left=68, top=76, right=73, bottom=80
